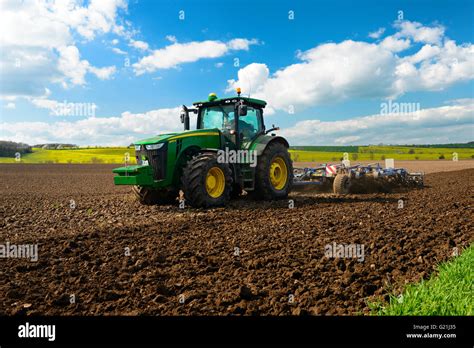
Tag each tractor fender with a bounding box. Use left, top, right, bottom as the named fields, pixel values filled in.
left=173, top=146, right=238, bottom=185
left=198, top=148, right=240, bottom=183
left=178, top=147, right=239, bottom=186
left=171, top=145, right=202, bottom=187
left=250, top=135, right=290, bottom=156
left=198, top=148, right=220, bottom=155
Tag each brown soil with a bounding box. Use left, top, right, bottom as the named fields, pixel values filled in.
left=0, top=164, right=472, bottom=315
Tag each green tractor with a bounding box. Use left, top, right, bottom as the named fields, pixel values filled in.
left=113, top=89, right=293, bottom=208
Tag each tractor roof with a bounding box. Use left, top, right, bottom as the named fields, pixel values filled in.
left=193, top=96, right=267, bottom=108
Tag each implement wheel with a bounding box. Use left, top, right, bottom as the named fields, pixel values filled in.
left=333, top=173, right=351, bottom=194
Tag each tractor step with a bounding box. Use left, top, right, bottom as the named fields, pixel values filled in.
left=240, top=166, right=255, bottom=190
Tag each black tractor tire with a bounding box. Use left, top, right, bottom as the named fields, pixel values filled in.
left=333, top=174, right=351, bottom=194
left=132, top=186, right=177, bottom=205
left=253, top=142, right=293, bottom=200
left=182, top=153, right=233, bottom=208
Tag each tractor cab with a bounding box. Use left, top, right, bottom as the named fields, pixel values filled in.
left=181, top=89, right=268, bottom=150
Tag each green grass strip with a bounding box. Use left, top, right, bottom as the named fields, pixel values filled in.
left=371, top=244, right=474, bottom=315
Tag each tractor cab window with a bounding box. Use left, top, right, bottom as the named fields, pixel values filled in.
left=239, top=107, right=262, bottom=141
left=200, top=105, right=235, bottom=132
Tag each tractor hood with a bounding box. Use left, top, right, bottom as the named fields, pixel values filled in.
left=134, top=133, right=178, bottom=145
left=134, top=129, right=221, bottom=145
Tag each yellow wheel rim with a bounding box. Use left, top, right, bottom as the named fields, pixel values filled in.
left=269, top=156, right=288, bottom=190
left=206, top=167, right=225, bottom=198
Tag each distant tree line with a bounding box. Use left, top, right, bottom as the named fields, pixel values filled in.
left=0, top=141, right=32, bottom=157
left=292, top=142, right=473, bottom=150
left=290, top=146, right=359, bottom=153
left=395, top=142, right=474, bottom=148
left=33, top=143, right=77, bottom=149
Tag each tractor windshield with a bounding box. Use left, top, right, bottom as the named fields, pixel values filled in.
left=199, top=104, right=262, bottom=141
left=199, top=105, right=235, bottom=131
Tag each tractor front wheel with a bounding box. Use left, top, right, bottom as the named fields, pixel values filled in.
left=132, top=186, right=177, bottom=205
left=182, top=153, right=233, bottom=208
left=253, top=142, right=293, bottom=200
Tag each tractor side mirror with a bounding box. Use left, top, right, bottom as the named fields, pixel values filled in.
left=238, top=105, right=247, bottom=116
left=180, top=105, right=190, bottom=130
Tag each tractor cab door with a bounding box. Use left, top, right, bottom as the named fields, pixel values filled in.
left=199, top=105, right=237, bottom=149
left=237, top=106, right=263, bottom=149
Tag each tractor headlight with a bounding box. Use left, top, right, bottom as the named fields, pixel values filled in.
left=134, top=145, right=141, bottom=151
left=145, top=143, right=164, bottom=150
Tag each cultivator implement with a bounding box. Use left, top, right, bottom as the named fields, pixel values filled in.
left=293, top=160, right=424, bottom=194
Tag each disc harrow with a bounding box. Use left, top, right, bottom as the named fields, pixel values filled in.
left=293, top=160, right=424, bottom=194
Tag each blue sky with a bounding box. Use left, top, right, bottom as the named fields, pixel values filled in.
left=0, top=0, right=473, bottom=146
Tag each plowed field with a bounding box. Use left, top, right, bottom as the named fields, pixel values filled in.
left=0, top=164, right=472, bottom=315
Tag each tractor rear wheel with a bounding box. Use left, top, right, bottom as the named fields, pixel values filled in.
left=132, top=186, right=177, bottom=205
left=182, top=153, right=233, bottom=208
left=333, top=174, right=351, bottom=194
left=253, top=142, right=293, bottom=200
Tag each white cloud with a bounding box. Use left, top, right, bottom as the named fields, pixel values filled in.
left=0, top=0, right=127, bottom=98
left=395, top=20, right=445, bottom=45
left=0, top=47, right=60, bottom=97
left=2, top=100, right=472, bottom=146
left=112, top=47, right=127, bottom=55
left=0, top=0, right=128, bottom=45
left=226, top=62, right=270, bottom=95
left=334, top=135, right=361, bottom=144
left=70, top=0, right=128, bottom=40
left=57, top=46, right=91, bottom=86
left=129, top=39, right=149, bottom=51
left=215, top=62, right=224, bottom=68
left=165, top=35, right=177, bottom=43
left=1, top=96, right=18, bottom=102
left=29, top=96, right=99, bottom=117
left=380, top=36, right=411, bottom=52
left=404, top=44, right=440, bottom=64
left=111, top=39, right=119, bottom=45
left=227, top=41, right=398, bottom=113
left=394, top=40, right=474, bottom=94
left=5, top=102, right=16, bottom=109
left=227, top=20, right=474, bottom=114
left=89, top=65, right=116, bottom=80
left=368, top=27, right=385, bottom=39
left=0, top=107, right=183, bottom=146
left=30, top=98, right=60, bottom=111
left=227, top=38, right=259, bottom=50
left=280, top=99, right=474, bottom=145
left=133, top=38, right=259, bottom=75
left=57, top=46, right=116, bottom=87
